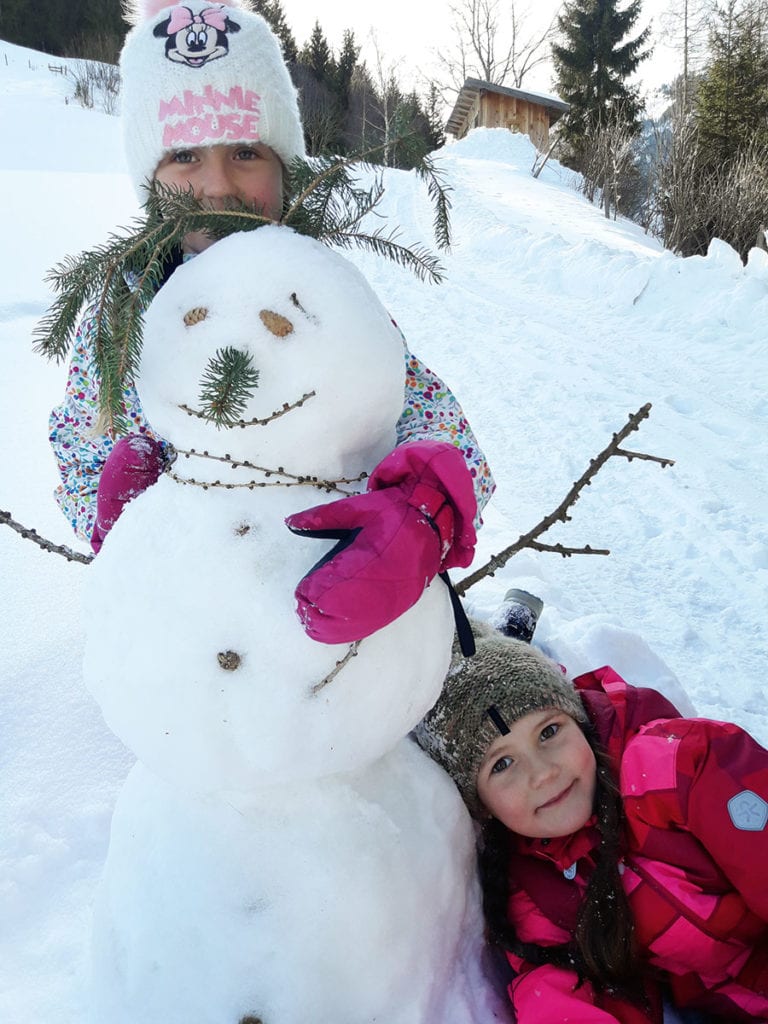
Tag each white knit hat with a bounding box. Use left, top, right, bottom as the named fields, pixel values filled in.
left=120, top=0, right=306, bottom=198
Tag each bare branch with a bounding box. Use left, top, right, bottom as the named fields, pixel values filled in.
left=0, top=510, right=93, bottom=565
left=532, top=134, right=561, bottom=177
left=435, top=0, right=555, bottom=93
left=169, top=447, right=366, bottom=495
left=178, top=390, right=316, bottom=426
left=310, top=641, right=361, bottom=694
left=614, top=447, right=675, bottom=466
left=528, top=540, right=611, bottom=556
left=455, top=403, right=674, bottom=595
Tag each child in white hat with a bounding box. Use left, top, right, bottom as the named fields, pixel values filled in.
left=415, top=621, right=768, bottom=1023
left=47, top=1, right=495, bottom=641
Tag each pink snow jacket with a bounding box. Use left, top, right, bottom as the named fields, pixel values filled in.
left=502, top=668, right=768, bottom=1024
left=49, top=302, right=494, bottom=543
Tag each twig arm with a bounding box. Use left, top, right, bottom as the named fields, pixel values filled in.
left=456, top=403, right=672, bottom=596
left=1, top=510, right=93, bottom=565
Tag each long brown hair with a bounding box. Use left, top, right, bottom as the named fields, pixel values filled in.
left=478, top=727, right=645, bottom=1003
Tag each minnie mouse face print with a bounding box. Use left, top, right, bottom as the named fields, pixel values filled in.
left=153, top=4, right=241, bottom=67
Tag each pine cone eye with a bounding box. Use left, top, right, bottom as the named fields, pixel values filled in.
left=259, top=310, right=294, bottom=337
left=183, top=307, right=209, bottom=326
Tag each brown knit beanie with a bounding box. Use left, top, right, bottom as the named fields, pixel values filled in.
left=414, top=621, right=588, bottom=818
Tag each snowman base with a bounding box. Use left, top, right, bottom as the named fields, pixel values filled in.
left=90, top=745, right=497, bottom=1024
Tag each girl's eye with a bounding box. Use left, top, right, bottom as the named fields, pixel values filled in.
left=235, top=147, right=260, bottom=160
left=491, top=755, right=514, bottom=774
left=171, top=150, right=195, bottom=164
left=540, top=722, right=560, bottom=742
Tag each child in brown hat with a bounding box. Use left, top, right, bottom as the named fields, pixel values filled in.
left=415, top=621, right=768, bottom=1024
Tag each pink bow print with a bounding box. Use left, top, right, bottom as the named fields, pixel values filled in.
left=167, top=5, right=228, bottom=34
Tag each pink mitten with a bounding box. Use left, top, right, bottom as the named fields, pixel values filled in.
left=285, top=441, right=477, bottom=644
left=91, top=434, right=166, bottom=553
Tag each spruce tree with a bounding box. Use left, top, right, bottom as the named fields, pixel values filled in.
left=300, top=21, right=336, bottom=83
left=334, top=30, right=361, bottom=115
left=423, top=84, right=447, bottom=151
left=696, top=0, right=768, bottom=164
left=296, top=20, right=342, bottom=154
left=0, top=0, right=124, bottom=58
left=553, top=0, right=651, bottom=162
left=250, top=0, right=298, bottom=65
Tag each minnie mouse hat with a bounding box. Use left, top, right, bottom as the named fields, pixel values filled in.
left=120, top=0, right=306, bottom=198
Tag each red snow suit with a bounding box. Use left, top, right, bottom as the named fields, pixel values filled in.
left=502, top=667, right=768, bottom=1024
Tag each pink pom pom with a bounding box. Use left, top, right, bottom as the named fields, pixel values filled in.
left=123, top=0, right=247, bottom=27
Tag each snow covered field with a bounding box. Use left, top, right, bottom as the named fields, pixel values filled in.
left=1, top=41, right=766, bottom=1022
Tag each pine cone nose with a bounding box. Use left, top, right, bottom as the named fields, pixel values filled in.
left=259, top=310, right=294, bottom=337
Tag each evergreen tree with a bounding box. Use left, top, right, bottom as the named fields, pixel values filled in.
left=296, top=22, right=342, bottom=155
left=346, top=63, right=378, bottom=152
left=250, top=0, right=298, bottom=65
left=553, top=0, right=651, bottom=163
left=333, top=30, right=360, bottom=113
left=696, top=0, right=768, bottom=164
left=423, top=83, right=446, bottom=151
left=0, top=0, right=124, bottom=60
left=300, top=21, right=336, bottom=84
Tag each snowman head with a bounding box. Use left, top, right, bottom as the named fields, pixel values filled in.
left=138, top=227, right=406, bottom=481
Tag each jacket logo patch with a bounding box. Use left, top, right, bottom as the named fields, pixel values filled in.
left=727, top=790, right=768, bottom=831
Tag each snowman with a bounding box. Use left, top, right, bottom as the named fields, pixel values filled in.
left=83, top=227, right=502, bottom=1024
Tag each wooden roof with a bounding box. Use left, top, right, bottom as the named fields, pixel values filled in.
left=446, top=78, right=570, bottom=136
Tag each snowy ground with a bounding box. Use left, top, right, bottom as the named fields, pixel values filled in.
left=1, top=41, right=766, bottom=1023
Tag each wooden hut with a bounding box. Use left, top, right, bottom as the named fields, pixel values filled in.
left=446, top=78, right=569, bottom=151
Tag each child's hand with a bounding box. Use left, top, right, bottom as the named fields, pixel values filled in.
left=91, top=434, right=166, bottom=553
left=285, top=441, right=477, bottom=644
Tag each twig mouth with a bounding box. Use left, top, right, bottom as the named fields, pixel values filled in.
left=177, top=390, right=316, bottom=428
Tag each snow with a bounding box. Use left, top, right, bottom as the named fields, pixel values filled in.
left=1, top=39, right=766, bottom=1022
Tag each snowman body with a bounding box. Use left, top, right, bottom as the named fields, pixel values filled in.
left=84, top=229, right=498, bottom=1022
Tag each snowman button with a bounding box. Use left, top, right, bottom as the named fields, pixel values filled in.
left=217, top=651, right=242, bottom=671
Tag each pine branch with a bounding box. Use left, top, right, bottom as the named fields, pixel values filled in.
left=330, top=229, right=444, bottom=283
left=197, top=347, right=260, bottom=427
left=34, top=136, right=451, bottom=436
left=413, top=157, right=453, bottom=251
left=0, top=510, right=93, bottom=565
left=282, top=141, right=402, bottom=223
left=456, top=403, right=674, bottom=596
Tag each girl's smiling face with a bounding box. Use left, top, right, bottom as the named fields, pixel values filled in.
left=154, top=142, right=284, bottom=253
left=476, top=710, right=597, bottom=839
